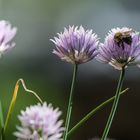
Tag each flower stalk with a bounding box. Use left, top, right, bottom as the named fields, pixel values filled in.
left=101, top=67, right=125, bottom=140
left=67, top=88, right=129, bottom=137
left=63, top=64, right=78, bottom=140
left=0, top=101, right=4, bottom=140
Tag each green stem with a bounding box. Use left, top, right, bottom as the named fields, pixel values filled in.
left=101, top=67, right=125, bottom=140
left=0, top=101, right=4, bottom=140
left=63, top=64, right=78, bottom=140
left=0, top=128, right=4, bottom=140
left=67, top=88, right=129, bottom=137
left=0, top=101, right=4, bottom=130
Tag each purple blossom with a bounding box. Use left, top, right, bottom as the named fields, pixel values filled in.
left=97, top=27, right=140, bottom=70
left=14, top=102, right=64, bottom=140
left=51, top=26, right=99, bottom=64
left=0, top=20, right=17, bottom=56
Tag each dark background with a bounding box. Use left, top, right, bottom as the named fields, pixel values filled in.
left=0, top=0, right=140, bottom=139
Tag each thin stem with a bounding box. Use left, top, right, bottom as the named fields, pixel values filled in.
left=101, top=67, right=125, bottom=140
left=67, top=88, right=129, bottom=137
left=63, top=64, right=78, bottom=140
left=0, top=128, right=5, bottom=140
left=0, top=101, right=4, bottom=140
left=18, top=79, right=43, bottom=104
left=0, top=101, right=4, bottom=130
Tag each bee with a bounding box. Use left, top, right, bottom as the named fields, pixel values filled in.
left=114, top=30, right=133, bottom=49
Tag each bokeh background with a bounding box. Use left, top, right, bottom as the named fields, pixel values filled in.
left=0, top=0, right=140, bottom=139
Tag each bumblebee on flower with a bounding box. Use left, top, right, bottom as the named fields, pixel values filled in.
left=97, top=27, right=140, bottom=70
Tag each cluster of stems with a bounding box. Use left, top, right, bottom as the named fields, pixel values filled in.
left=0, top=65, right=127, bottom=140
left=63, top=65, right=126, bottom=140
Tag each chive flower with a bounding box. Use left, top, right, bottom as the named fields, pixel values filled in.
left=97, top=27, right=140, bottom=70
left=14, top=103, right=64, bottom=140
left=0, top=20, right=17, bottom=56
left=51, top=26, right=99, bottom=64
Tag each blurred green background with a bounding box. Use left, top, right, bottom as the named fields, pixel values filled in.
left=0, top=0, right=140, bottom=139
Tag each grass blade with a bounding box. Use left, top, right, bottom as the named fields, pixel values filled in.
left=4, top=78, right=43, bottom=134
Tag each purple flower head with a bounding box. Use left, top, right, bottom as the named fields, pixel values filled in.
left=14, top=102, right=64, bottom=140
left=51, top=26, right=99, bottom=64
left=0, top=20, right=17, bottom=56
left=97, top=27, right=140, bottom=70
